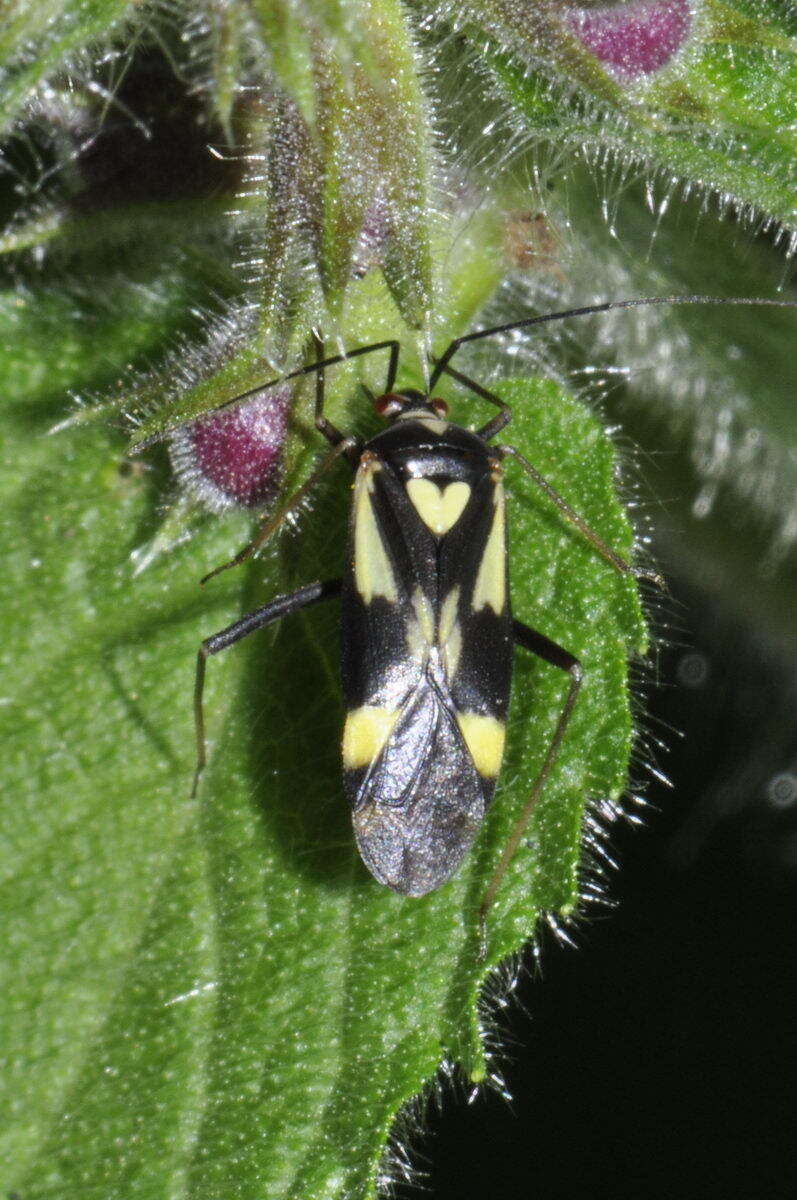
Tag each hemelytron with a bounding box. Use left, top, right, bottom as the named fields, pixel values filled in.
left=188, top=295, right=796, bottom=928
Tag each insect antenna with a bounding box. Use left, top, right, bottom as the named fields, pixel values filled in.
left=131, top=338, right=401, bottom=453
left=429, top=294, right=797, bottom=389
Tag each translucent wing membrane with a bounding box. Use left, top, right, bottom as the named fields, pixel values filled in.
left=352, top=681, right=486, bottom=897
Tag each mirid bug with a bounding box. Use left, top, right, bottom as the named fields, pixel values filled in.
left=186, top=295, right=795, bottom=931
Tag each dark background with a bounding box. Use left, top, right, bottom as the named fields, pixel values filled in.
left=415, top=567, right=797, bottom=1200
left=9, top=45, right=795, bottom=1200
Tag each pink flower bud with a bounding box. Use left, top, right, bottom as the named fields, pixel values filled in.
left=565, top=0, right=692, bottom=79
left=170, top=388, right=289, bottom=512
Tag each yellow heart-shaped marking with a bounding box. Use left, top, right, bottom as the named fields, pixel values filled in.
left=405, top=478, right=471, bottom=535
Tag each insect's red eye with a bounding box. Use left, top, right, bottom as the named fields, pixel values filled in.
left=374, top=393, right=402, bottom=418
left=431, top=398, right=448, bottom=417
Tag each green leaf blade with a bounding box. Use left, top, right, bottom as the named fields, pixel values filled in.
left=0, top=0, right=139, bottom=134
left=2, top=360, right=644, bottom=1196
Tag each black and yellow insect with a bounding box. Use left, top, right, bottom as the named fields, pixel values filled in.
left=190, top=296, right=792, bottom=920
left=340, top=392, right=517, bottom=897
left=190, top=301, right=646, bottom=919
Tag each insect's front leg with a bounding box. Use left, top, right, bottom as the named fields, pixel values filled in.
left=478, top=619, right=582, bottom=958
left=193, top=578, right=341, bottom=797
left=200, top=439, right=358, bottom=586
left=311, top=332, right=401, bottom=447
left=200, top=334, right=405, bottom=588
left=311, top=332, right=352, bottom=451
left=429, top=358, right=513, bottom=442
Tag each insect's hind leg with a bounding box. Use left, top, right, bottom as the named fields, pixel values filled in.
left=192, top=578, right=341, bottom=797
left=478, top=620, right=582, bottom=956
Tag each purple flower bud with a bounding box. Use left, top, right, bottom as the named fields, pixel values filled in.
left=170, top=388, right=289, bottom=512
left=565, top=0, right=692, bottom=80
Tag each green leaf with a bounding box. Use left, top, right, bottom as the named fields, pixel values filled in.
left=428, top=0, right=797, bottom=233
left=204, top=0, right=250, bottom=143
left=1, top=8, right=650, bottom=1191
left=311, top=33, right=377, bottom=309
left=0, top=198, right=239, bottom=435
left=353, top=0, right=434, bottom=328
left=0, top=0, right=140, bottom=134
left=491, top=49, right=796, bottom=231
left=1, top=315, right=645, bottom=1195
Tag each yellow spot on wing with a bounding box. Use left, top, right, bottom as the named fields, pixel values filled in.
left=342, top=706, right=399, bottom=769
left=406, top=478, right=471, bottom=536
left=354, top=461, right=397, bottom=603
left=413, top=587, right=435, bottom=645
left=471, top=482, right=506, bottom=613
left=405, top=587, right=435, bottom=665
left=439, top=586, right=462, bottom=680
left=456, top=712, right=506, bottom=778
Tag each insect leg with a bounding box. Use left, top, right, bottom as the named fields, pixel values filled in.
left=131, top=339, right=403, bottom=454
left=311, top=332, right=352, bottom=451
left=309, top=334, right=400, bottom=440
left=193, top=578, right=341, bottom=796
left=200, top=436, right=358, bottom=586
left=199, top=334, right=404, bottom=586
left=498, top=442, right=663, bottom=586
left=478, top=621, right=582, bottom=953
left=431, top=359, right=512, bottom=441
